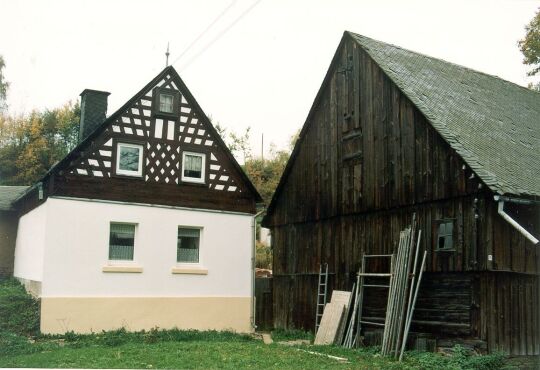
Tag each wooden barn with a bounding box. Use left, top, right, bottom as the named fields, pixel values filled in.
left=262, top=32, right=540, bottom=355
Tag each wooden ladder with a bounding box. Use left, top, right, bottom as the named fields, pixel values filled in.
left=315, top=263, right=329, bottom=334
left=355, top=254, right=394, bottom=346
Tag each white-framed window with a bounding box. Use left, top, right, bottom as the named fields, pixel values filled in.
left=116, top=142, right=143, bottom=177
left=159, top=93, right=174, bottom=113
left=177, top=227, right=201, bottom=263
left=109, top=222, right=136, bottom=261
left=181, top=151, right=206, bottom=184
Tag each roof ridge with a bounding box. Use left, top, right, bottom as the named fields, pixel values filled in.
left=346, top=31, right=540, bottom=97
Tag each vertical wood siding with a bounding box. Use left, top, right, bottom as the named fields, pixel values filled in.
left=267, top=37, right=539, bottom=355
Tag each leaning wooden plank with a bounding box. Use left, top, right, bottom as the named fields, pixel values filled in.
left=399, top=250, right=427, bottom=361
left=331, top=290, right=351, bottom=306
left=393, top=226, right=416, bottom=356
left=345, top=268, right=362, bottom=348
left=382, top=230, right=405, bottom=354
left=314, top=302, right=347, bottom=345
left=335, top=285, right=355, bottom=345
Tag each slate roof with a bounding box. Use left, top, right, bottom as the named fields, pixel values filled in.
left=348, top=32, right=540, bottom=197
left=0, top=186, right=28, bottom=211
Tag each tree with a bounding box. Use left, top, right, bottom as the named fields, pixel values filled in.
left=0, top=102, right=80, bottom=185
left=243, top=145, right=290, bottom=205
left=518, top=8, right=540, bottom=90
left=0, top=56, right=9, bottom=111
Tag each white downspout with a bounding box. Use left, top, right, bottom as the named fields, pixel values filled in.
left=495, top=196, right=539, bottom=245
left=251, top=210, right=265, bottom=331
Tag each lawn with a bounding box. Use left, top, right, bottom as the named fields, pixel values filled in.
left=0, top=278, right=521, bottom=369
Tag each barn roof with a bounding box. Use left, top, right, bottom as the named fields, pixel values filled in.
left=0, top=186, right=28, bottom=211
left=349, top=32, right=540, bottom=197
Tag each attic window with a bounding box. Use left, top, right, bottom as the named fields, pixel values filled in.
left=436, top=219, right=454, bottom=251
left=153, top=87, right=180, bottom=117
left=159, top=93, right=174, bottom=113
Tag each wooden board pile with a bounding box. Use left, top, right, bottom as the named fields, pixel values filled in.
left=314, top=290, right=351, bottom=345
left=313, top=217, right=427, bottom=362
left=380, top=219, right=427, bottom=359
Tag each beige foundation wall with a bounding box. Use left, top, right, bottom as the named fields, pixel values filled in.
left=41, top=296, right=252, bottom=334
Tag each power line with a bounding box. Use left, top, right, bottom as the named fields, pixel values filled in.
left=170, top=0, right=237, bottom=67
left=177, top=0, right=263, bottom=72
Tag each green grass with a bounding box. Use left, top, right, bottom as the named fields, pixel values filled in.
left=0, top=338, right=512, bottom=370
left=0, top=278, right=516, bottom=369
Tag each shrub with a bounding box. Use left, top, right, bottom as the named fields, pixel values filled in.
left=271, top=328, right=313, bottom=342
left=0, top=330, right=36, bottom=356
left=408, top=345, right=507, bottom=370
left=98, top=328, right=130, bottom=347
left=0, top=278, right=40, bottom=336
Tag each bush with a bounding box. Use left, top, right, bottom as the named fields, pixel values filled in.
left=409, top=345, right=507, bottom=370
left=271, top=328, right=313, bottom=342
left=0, top=330, right=36, bottom=356
left=46, top=328, right=254, bottom=348
left=98, top=328, right=131, bottom=347
left=0, top=278, right=40, bottom=336
left=255, top=241, right=272, bottom=269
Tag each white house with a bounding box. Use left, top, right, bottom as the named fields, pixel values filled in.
left=7, top=66, right=262, bottom=334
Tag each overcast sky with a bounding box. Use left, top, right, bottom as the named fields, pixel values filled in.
left=1, top=0, right=538, bottom=158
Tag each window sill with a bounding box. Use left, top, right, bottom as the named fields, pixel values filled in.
left=102, top=265, right=143, bottom=273
left=171, top=267, right=208, bottom=275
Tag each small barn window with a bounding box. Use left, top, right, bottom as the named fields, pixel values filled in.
left=116, top=142, right=143, bottom=177
left=436, top=219, right=454, bottom=251
left=177, top=227, right=201, bottom=263
left=109, top=223, right=136, bottom=261
left=181, top=152, right=206, bottom=184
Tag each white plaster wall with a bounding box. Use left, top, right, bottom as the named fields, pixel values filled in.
left=13, top=202, right=47, bottom=283
left=41, top=197, right=253, bottom=298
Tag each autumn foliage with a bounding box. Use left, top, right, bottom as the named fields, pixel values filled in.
left=0, top=102, right=80, bottom=185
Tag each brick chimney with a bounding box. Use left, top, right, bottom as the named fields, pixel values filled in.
left=79, top=89, right=110, bottom=142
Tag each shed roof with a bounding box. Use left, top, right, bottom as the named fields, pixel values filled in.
left=0, top=186, right=28, bottom=211
left=348, top=32, right=540, bottom=197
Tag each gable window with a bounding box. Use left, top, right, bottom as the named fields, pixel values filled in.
left=152, top=87, right=180, bottom=117
left=159, top=93, right=174, bottom=113
left=109, top=223, right=136, bottom=261
left=177, top=227, right=201, bottom=263
left=116, top=142, right=143, bottom=177
left=436, top=219, right=454, bottom=251
left=181, top=152, right=206, bottom=184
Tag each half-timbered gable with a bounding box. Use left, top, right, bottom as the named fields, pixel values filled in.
left=17, top=66, right=261, bottom=214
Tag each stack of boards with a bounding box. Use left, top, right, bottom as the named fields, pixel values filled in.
left=314, top=290, right=352, bottom=345
left=313, top=218, right=426, bottom=361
